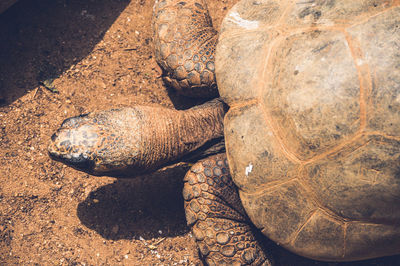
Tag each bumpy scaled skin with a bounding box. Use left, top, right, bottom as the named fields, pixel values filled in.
left=153, top=0, right=218, bottom=98
left=183, top=154, right=272, bottom=266
left=217, top=0, right=400, bottom=261
left=48, top=100, right=225, bottom=176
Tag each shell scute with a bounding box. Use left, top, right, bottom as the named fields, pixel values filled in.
left=217, top=0, right=400, bottom=260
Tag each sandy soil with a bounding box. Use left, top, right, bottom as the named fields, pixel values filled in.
left=0, top=0, right=399, bottom=265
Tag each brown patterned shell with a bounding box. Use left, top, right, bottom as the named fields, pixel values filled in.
left=215, top=0, right=400, bottom=262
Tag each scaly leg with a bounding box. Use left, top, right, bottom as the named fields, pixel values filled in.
left=183, top=153, right=273, bottom=265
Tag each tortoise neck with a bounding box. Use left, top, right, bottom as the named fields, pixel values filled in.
left=141, top=99, right=226, bottom=171
left=180, top=98, right=226, bottom=147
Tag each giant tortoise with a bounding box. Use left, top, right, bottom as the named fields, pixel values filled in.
left=48, top=0, right=400, bottom=264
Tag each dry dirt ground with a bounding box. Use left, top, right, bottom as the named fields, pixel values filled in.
left=0, top=0, right=399, bottom=265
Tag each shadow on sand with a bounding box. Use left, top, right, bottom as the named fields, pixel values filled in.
left=0, top=0, right=130, bottom=105
left=77, top=164, right=191, bottom=241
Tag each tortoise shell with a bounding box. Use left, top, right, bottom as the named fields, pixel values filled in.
left=216, top=0, right=400, bottom=261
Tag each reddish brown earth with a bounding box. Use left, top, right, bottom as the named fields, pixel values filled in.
left=0, top=0, right=399, bottom=265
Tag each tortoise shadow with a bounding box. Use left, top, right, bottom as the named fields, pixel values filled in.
left=0, top=0, right=129, bottom=105
left=166, top=86, right=211, bottom=110
left=77, top=164, right=191, bottom=241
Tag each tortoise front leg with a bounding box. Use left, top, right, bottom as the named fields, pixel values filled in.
left=153, top=0, right=218, bottom=98
left=183, top=154, right=273, bottom=265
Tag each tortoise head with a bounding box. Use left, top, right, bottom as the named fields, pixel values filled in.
left=48, top=109, right=143, bottom=176
left=48, top=114, right=104, bottom=174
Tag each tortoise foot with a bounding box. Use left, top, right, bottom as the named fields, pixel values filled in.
left=153, top=0, right=218, bottom=98
left=183, top=154, right=273, bottom=265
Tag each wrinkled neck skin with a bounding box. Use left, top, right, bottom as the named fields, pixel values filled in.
left=48, top=99, right=226, bottom=177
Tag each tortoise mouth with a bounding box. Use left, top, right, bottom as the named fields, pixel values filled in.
left=48, top=130, right=97, bottom=174
left=48, top=148, right=96, bottom=174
